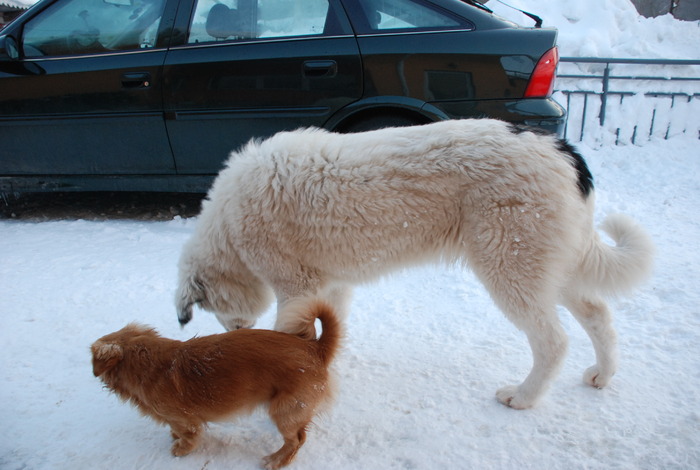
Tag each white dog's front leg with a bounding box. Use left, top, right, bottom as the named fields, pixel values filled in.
left=274, top=293, right=306, bottom=333
left=274, top=284, right=352, bottom=333
left=318, top=283, right=353, bottom=321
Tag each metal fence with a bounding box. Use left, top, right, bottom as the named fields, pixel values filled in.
left=555, top=57, right=700, bottom=145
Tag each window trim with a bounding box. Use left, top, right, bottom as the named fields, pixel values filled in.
left=14, top=47, right=169, bottom=62
left=355, top=27, right=472, bottom=38
left=170, top=33, right=354, bottom=52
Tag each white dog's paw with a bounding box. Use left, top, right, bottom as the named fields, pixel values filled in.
left=496, top=385, right=535, bottom=410
left=583, top=365, right=614, bottom=389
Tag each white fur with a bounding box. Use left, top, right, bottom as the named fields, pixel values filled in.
left=175, top=119, right=654, bottom=409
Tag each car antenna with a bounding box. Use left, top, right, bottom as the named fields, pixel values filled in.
left=460, top=0, right=493, bottom=14
left=491, top=0, right=543, bottom=28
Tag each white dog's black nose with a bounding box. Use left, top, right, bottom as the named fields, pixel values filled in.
left=177, top=307, right=193, bottom=326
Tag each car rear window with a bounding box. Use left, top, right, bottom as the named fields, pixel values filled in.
left=351, top=0, right=469, bottom=34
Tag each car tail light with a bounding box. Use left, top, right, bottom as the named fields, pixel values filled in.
left=524, top=47, right=559, bottom=98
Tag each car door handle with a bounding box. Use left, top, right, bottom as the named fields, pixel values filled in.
left=121, top=72, right=152, bottom=89
left=303, top=60, right=337, bottom=78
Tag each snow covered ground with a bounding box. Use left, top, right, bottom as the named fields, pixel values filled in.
left=4, top=134, right=699, bottom=470
left=2, top=1, right=700, bottom=469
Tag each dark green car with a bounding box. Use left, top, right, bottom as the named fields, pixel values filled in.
left=0, top=0, right=565, bottom=192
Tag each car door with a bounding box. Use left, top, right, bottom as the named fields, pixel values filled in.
left=162, top=0, right=362, bottom=174
left=0, top=0, right=178, bottom=177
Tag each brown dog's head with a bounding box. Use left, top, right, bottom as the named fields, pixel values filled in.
left=91, top=323, right=157, bottom=377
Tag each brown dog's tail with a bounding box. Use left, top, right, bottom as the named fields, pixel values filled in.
left=312, top=302, right=343, bottom=367
left=279, top=299, right=343, bottom=367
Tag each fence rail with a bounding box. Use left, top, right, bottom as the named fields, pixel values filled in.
left=555, top=57, right=700, bottom=145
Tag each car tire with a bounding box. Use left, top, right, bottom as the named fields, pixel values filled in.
left=341, top=115, right=427, bottom=133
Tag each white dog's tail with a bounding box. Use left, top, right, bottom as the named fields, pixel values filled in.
left=577, top=214, right=655, bottom=297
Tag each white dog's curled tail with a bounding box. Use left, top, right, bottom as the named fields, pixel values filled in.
left=578, top=214, right=655, bottom=297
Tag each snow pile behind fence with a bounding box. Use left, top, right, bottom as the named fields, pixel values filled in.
left=556, top=57, right=700, bottom=146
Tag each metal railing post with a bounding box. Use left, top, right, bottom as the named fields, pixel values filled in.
left=599, top=62, right=610, bottom=126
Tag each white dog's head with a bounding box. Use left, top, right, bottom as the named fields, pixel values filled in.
left=175, top=241, right=274, bottom=331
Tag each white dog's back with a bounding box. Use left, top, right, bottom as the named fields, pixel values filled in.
left=206, top=121, right=585, bottom=280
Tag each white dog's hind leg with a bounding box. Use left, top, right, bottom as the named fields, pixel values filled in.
left=467, top=207, right=573, bottom=408
left=495, top=311, right=569, bottom=409
left=562, top=292, right=618, bottom=388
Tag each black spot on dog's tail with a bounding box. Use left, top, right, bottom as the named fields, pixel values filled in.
left=507, top=123, right=594, bottom=198
left=556, top=139, right=594, bottom=197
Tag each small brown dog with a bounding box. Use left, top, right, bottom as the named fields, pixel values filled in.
left=91, top=300, right=341, bottom=469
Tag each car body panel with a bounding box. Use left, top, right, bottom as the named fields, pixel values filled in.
left=163, top=37, right=362, bottom=173
left=0, top=0, right=566, bottom=192
left=0, top=50, right=176, bottom=175
left=0, top=0, right=182, bottom=178
left=161, top=0, right=363, bottom=173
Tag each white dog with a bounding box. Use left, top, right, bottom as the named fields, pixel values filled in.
left=175, top=119, right=653, bottom=409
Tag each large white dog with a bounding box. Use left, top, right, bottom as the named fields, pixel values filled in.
left=176, top=119, right=653, bottom=409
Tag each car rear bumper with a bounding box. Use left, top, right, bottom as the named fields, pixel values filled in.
left=427, top=97, right=567, bottom=138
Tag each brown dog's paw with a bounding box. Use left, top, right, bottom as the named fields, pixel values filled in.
left=261, top=454, right=283, bottom=470
left=262, top=449, right=299, bottom=470
left=171, top=438, right=196, bottom=457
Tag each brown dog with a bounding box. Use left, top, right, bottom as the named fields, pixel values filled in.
left=91, top=301, right=341, bottom=469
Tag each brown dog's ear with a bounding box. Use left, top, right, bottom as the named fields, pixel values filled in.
left=91, top=341, right=123, bottom=377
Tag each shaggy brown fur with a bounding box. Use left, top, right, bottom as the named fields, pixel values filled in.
left=91, top=301, right=340, bottom=469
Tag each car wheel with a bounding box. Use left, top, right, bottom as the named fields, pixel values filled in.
left=341, top=115, right=427, bottom=133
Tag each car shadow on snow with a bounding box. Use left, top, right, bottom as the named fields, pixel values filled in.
left=0, top=192, right=205, bottom=221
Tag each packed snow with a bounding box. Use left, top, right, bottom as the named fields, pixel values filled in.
left=2, top=0, right=699, bottom=469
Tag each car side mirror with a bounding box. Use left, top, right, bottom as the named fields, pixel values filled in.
left=0, top=35, right=20, bottom=61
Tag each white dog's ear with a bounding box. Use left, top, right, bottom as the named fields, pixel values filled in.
left=176, top=275, right=206, bottom=326
left=91, top=341, right=123, bottom=377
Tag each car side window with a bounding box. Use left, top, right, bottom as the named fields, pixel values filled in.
left=355, top=0, right=463, bottom=33
left=187, top=0, right=332, bottom=44
left=22, top=0, right=166, bottom=58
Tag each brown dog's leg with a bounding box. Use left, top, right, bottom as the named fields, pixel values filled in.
left=169, top=420, right=202, bottom=457
left=263, top=396, right=313, bottom=469
left=262, top=427, right=307, bottom=470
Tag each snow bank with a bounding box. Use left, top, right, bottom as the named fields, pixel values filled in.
left=487, top=0, right=700, bottom=59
